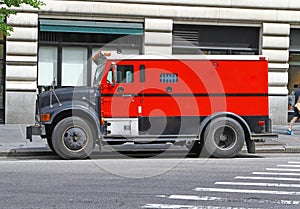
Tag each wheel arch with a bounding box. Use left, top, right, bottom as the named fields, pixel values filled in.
left=45, top=107, right=102, bottom=141
left=199, top=112, right=252, bottom=151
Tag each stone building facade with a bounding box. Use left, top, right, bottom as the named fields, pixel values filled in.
left=2, top=0, right=300, bottom=125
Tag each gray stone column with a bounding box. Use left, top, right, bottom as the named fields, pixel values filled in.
left=262, top=23, right=290, bottom=125
left=5, top=11, right=38, bottom=124
left=143, top=18, right=173, bottom=55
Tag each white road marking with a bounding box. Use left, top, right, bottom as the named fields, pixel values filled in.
left=167, top=194, right=300, bottom=205
left=253, top=171, right=300, bottom=176
left=156, top=195, right=167, bottom=198
left=288, top=161, right=300, bottom=164
left=195, top=187, right=300, bottom=195
left=266, top=168, right=300, bottom=172
left=142, top=204, right=260, bottom=209
left=142, top=203, right=196, bottom=209
left=277, top=164, right=300, bottom=168
left=168, top=195, right=224, bottom=201
left=147, top=161, right=300, bottom=209
left=235, top=176, right=300, bottom=181
left=215, top=181, right=300, bottom=188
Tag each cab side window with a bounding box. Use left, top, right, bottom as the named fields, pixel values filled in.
left=117, top=65, right=134, bottom=83
left=107, top=65, right=134, bottom=84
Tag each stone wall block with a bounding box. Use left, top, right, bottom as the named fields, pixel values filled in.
left=269, top=95, right=288, bottom=125
left=143, top=45, right=172, bottom=55
left=6, top=81, right=37, bottom=91
left=262, top=36, right=289, bottom=49
left=7, top=27, right=38, bottom=41
left=268, top=72, right=288, bottom=86
left=7, top=12, right=38, bottom=27
left=5, top=92, right=36, bottom=124
left=144, top=32, right=172, bottom=46
left=262, top=49, right=289, bottom=63
left=6, top=55, right=37, bottom=64
left=145, top=18, right=173, bottom=32
left=268, top=63, right=289, bottom=72
left=263, top=23, right=290, bottom=36
left=5, top=65, right=37, bottom=81
left=6, top=41, right=38, bottom=56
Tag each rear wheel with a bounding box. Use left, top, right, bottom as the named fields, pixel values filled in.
left=51, top=117, right=95, bottom=159
left=201, top=117, right=245, bottom=158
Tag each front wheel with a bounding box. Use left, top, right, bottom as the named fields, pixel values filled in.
left=51, top=117, right=95, bottom=159
left=201, top=117, right=245, bottom=158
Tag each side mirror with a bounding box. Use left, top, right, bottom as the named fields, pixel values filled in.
left=112, top=62, right=117, bottom=86
left=107, top=62, right=117, bottom=86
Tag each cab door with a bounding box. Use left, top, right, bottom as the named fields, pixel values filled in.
left=100, top=61, right=142, bottom=119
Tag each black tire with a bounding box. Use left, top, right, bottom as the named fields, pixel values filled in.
left=51, top=117, right=95, bottom=159
left=46, top=137, right=55, bottom=153
left=201, top=117, right=245, bottom=158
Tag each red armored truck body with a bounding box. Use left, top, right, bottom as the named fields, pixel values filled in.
left=27, top=52, right=274, bottom=159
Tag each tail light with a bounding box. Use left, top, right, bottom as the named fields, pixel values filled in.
left=258, top=120, right=265, bottom=127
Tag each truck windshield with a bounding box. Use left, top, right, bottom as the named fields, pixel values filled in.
left=93, top=63, right=106, bottom=87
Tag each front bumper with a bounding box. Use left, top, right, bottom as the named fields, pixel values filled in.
left=26, top=125, right=46, bottom=142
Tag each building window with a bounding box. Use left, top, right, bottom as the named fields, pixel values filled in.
left=38, top=46, right=58, bottom=87
left=38, top=20, right=143, bottom=90
left=288, top=29, right=300, bottom=112
left=62, top=47, right=87, bottom=86
left=173, top=25, right=259, bottom=55
left=289, top=29, right=300, bottom=91
left=0, top=31, right=4, bottom=123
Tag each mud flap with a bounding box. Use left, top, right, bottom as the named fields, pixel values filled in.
left=246, top=138, right=255, bottom=153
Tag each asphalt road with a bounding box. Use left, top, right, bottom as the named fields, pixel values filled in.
left=1, top=153, right=300, bottom=209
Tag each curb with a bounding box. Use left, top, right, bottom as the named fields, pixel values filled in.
left=283, top=146, right=300, bottom=153
left=0, top=147, right=53, bottom=157
left=1, top=145, right=300, bottom=158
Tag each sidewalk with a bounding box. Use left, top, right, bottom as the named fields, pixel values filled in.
left=0, top=124, right=51, bottom=156
left=0, top=124, right=300, bottom=157
left=259, top=123, right=300, bottom=153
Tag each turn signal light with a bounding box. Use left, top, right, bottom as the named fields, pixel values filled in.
left=101, top=117, right=105, bottom=125
left=40, top=114, right=51, bottom=122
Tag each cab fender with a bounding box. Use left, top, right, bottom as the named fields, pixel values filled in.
left=43, top=102, right=102, bottom=140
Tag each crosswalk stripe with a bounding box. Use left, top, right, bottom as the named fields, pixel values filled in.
left=142, top=204, right=260, bottom=209
left=167, top=194, right=300, bottom=205
left=278, top=164, right=300, bottom=168
left=266, top=168, right=300, bottom=172
left=253, top=171, right=300, bottom=176
left=142, top=203, right=199, bottom=209
left=195, top=187, right=300, bottom=195
left=235, top=176, right=300, bottom=181
left=215, top=181, right=300, bottom=188
left=144, top=162, right=300, bottom=209
left=168, top=195, right=224, bottom=201
left=288, top=161, right=300, bottom=164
